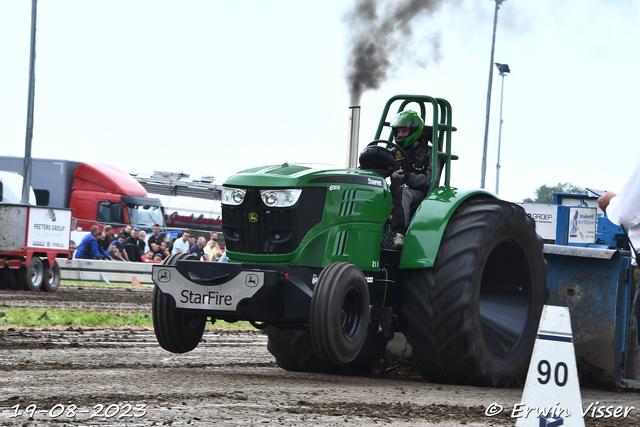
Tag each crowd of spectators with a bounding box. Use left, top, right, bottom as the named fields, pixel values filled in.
left=73, top=224, right=224, bottom=263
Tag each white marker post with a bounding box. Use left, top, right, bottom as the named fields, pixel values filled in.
left=516, top=305, right=585, bottom=427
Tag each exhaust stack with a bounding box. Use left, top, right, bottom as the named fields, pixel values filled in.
left=346, top=106, right=361, bottom=169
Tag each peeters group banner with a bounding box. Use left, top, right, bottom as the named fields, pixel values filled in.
left=27, top=207, right=71, bottom=250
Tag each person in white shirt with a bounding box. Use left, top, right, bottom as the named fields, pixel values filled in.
left=171, top=231, right=191, bottom=255
left=598, top=154, right=640, bottom=343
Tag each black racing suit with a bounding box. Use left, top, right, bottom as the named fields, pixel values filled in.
left=390, top=139, right=434, bottom=236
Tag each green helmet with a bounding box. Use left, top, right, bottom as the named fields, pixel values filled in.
left=391, top=110, right=424, bottom=148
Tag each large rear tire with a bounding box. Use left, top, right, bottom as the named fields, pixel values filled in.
left=153, top=253, right=206, bottom=353
left=310, top=262, right=370, bottom=364
left=42, top=260, right=61, bottom=292
left=402, top=198, right=548, bottom=387
left=21, top=257, right=44, bottom=292
left=266, top=327, right=334, bottom=373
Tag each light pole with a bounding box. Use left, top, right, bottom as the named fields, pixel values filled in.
left=494, top=62, right=510, bottom=195
left=21, top=0, right=38, bottom=204
left=480, top=0, right=507, bottom=189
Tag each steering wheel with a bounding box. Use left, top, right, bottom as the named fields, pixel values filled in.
left=366, top=139, right=409, bottom=174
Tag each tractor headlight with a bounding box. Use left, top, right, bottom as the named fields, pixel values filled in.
left=222, top=187, right=247, bottom=206
left=259, top=189, right=302, bottom=207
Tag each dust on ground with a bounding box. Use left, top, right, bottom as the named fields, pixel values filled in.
left=1, top=286, right=638, bottom=426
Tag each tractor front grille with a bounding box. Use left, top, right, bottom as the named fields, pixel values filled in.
left=222, top=187, right=326, bottom=255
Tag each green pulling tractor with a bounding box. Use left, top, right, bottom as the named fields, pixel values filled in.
left=152, top=95, right=548, bottom=387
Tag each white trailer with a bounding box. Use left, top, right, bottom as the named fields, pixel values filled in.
left=0, top=204, right=72, bottom=292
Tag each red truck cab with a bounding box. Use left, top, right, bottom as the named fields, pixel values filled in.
left=70, top=162, right=164, bottom=232
left=0, top=157, right=165, bottom=233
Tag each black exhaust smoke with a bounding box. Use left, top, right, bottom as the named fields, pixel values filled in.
left=344, top=0, right=450, bottom=106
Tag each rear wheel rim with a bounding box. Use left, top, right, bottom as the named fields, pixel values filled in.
left=479, top=239, right=531, bottom=356
left=30, top=263, right=43, bottom=286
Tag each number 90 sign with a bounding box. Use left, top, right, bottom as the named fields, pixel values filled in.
left=537, top=360, right=568, bottom=387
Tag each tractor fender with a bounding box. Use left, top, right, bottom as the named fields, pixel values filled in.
left=399, top=187, right=497, bottom=269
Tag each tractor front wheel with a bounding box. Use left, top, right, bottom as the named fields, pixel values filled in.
left=402, top=198, right=548, bottom=387
left=310, top=262, right=370, bottom=364
left=153, top=253, right=206, bottom=353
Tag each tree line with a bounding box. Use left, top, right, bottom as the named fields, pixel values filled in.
left=522, top=183, right=587, bottom=204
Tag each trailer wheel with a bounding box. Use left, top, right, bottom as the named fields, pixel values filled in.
left=42, top=260, right=61, bottom=292
left=402, top=198, right=548, bottom=387
left=266, top=326, right=388, bottom=374
left=21, top=257, right=44, bottom=292
left=153, top=253, right=206, bottom=353
left=309, top=262, right=370, bottom=364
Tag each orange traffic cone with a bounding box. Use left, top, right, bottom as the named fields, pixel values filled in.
left=131, top=276, right=143, bottom=288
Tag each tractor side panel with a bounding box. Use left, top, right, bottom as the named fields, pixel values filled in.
left=399, top=188, right=495, bottom=269
left=292, top=183, right=391, bottom=271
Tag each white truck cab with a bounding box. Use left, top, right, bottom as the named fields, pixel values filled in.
left=0, top=171, right=37, bottom=204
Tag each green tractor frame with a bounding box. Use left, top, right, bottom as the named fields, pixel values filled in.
left=152, top=94, right=548, bottom=387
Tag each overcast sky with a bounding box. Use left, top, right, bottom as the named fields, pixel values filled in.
left=1, top=0, right=638, bottom=203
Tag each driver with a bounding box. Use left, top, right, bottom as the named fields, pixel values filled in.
left=389, top=110, right=434, bottom=249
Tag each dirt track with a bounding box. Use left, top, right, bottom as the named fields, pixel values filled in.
left=1, top=286, right=639, bottom=426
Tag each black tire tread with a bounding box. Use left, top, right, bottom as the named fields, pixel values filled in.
left=153, top=253, right=206, bottom=353
left=310, top=262, right=370, bottom=364
left=42, top=260, right=61, bottom=292
left=266, top=326, right=388, bottom=375
left=402, top=198, right=548, bottom=387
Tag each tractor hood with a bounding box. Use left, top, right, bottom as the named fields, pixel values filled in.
left=224, top=163, right=386, bottom=188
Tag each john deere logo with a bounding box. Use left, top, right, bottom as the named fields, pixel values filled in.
left=248, top=213, right=258, bottom=223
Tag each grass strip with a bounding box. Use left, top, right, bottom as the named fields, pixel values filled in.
left=61, top=280, right=150, bottom=288
left=0, top=307, right=254, bottom=330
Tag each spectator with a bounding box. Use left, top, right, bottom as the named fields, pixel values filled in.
left=143, top=250, right=163, bottom=263
left=113, top=233, right=130, bottom=261
left=109, top=242, right=126, bottom=261
left=122, top=225, right=133, bottom=238
left=598, top=154, right=640, bottom=343
left=156, top=232, right=170, bottom=258
left=95, top=232, right=113, bottom=260
left=171, top=231, right=191, bottom=254
left=138, top=230, right=147, bottom=255
left=124, top=227, right=143, bottom=262
left=148, top=224, right=162, bottom=253
left=100, top=225, right=114, bottom=251
left=189, top=236, right=210, bottom=261
left=142, top=250, right=154, bottom=262
left=188, top=236, right=196, bottom=250
left=204, top=234, right=222, bottom=262
left=75, top=226, right=112, bottom=260
left=167, top=237, right=177, bottom=254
